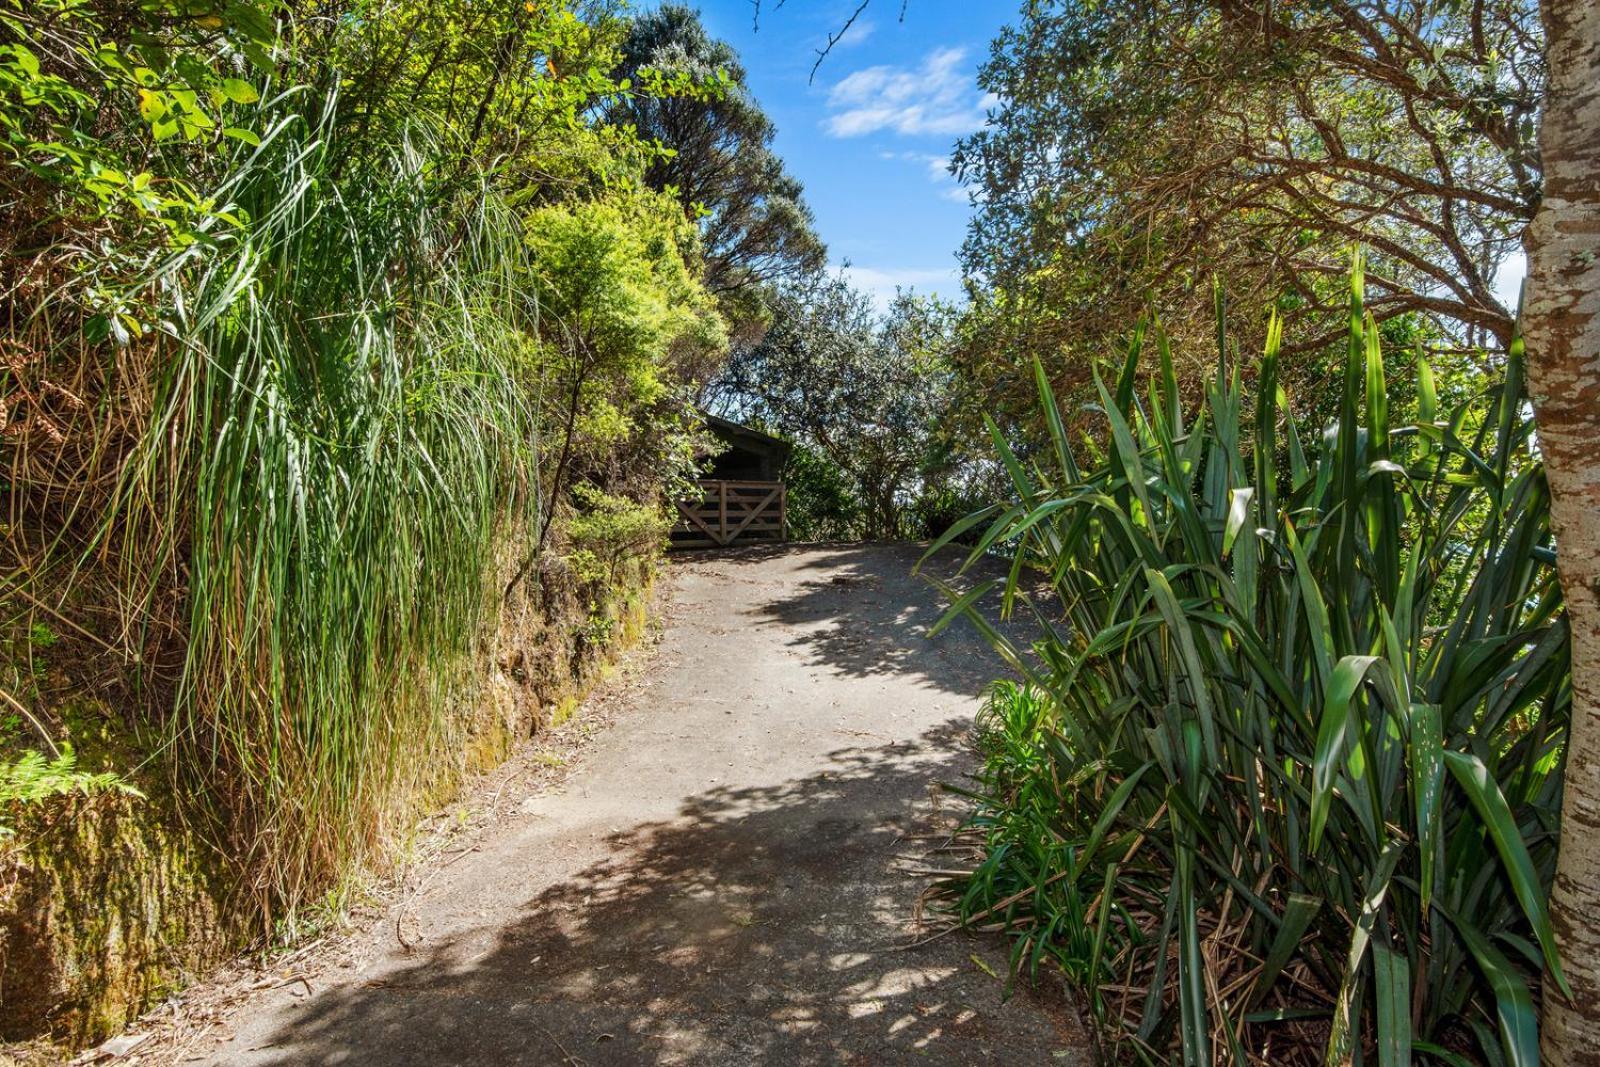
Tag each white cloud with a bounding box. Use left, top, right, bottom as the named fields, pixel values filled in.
left=883, top=151, right=972, bottom=204
left=825, top=17, right=876, bottom=49
left=824, top=47, right=995, bottom=138
left=838, top=264, right=960, bottom=311
left=921, top=154, right=971, bottom=203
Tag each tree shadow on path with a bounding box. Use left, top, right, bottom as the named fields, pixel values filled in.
left=244, top=722, right=1079, bottom=1066
left=736, top=542, right=1023, bottom=699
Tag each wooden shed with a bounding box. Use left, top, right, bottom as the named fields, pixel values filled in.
left=670, top=414, right=790, bottom=549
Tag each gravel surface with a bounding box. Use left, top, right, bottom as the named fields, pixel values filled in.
left=134, top=543, right=1087, bottom=1066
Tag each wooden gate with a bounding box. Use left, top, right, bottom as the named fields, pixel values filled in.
left=671, top=480, right=786, bottom=549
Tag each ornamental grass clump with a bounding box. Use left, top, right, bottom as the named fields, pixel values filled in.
left=928, top=260, right=1569, bottom=1065
left=118, top=94, right=542, bottom=921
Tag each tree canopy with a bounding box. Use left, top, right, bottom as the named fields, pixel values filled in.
left=711, top=274, right=965, bottom=539
left=606, top=5, right=827, bottom=328
left=955, top=0, right=1544, bottom=398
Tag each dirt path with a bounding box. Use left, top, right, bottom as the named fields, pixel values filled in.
left=174, top=544, right=1083, bottom=1065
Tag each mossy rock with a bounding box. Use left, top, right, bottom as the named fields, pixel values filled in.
left=0, top=791, right=234, bottom=1044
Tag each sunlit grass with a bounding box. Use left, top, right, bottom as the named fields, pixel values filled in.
left=117, top=94, right=543, bottom=927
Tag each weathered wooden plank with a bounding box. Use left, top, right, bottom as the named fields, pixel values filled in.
left=724, top=487, right=780, bottom=541
left=674, top=498, right=725, bottom=545
left=670, top=477, right=788, bottom=549
left=697, top=479, right=780, bottom=491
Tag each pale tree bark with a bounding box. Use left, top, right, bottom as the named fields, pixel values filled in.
left=1527, top=1, right=1600, bottom=1063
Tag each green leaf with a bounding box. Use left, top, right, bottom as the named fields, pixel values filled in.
left=1145, top=568, right=1218, bottom=761
left=1403, top=700, right=1442, bottom=916
left=1250, top=894, right=1322, bottom=1007
left=138, top=88, right=166, bottom=121
left=1097, top=375, right=1155, bottom=529
left=985, top=414, right=1035, bottom=499
left=1283, top=519, right=1332, bottom=685
left=1413, top=1042, right=1477, bottom=1067
left=220, top=78, right=259, bottom=104
left=1174, top=834, right=1210, bottom=1066
left=8, top=43, right=40, bottom=77
left=1449, top=911, right=1539, bottom=1067
left=1223, top=486, right=1254, bottom=557
left=1417, top=356, right=1437, bottom=428
left=1034, top=356, right=1080, bottom=483
left=241, top=39, right=276, bottom=74
left=1372, top=942, right=1411, bottom=1067
left=1327, top=840, right=1403, bottom=1066
left=1443, top=750, right=1569, bottom=995
left=1079, top=762, right=1153, bottom=869
left=1309, top=655, right=1379, bottom=851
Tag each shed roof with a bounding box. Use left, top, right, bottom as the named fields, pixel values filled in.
left=701, top=413, right=792, bottom=459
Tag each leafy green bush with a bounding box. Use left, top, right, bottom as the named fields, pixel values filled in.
left=524, top=191, right=726, bottom=554
left=905, top=481, right=994, bottom=545
left=3, top=0, right=732, bottom=934
left=781, top=443, right=863, bottom=541
left=929, top=263, right=1568, bottom=1064
left=564, top=484, right=670, bottom=585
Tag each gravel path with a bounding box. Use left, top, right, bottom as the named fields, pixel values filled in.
left=187, top=543, right=1084, bottom=1066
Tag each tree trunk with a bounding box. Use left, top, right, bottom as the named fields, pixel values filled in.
left=1527, top=1, right=1600, bottom=1062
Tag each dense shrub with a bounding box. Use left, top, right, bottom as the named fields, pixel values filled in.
left=781, top=444, right=864, bottom=542
left=1, top=0, right=728, bottom=932
left=929, top=264, right=1568, bottom=1064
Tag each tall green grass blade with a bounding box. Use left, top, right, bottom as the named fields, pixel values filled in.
left=1373, top=941, right=1412, bottom=1067
left=1034, top=356, right=1081, bottom=484
left=1251, top=893, right=1323, bottom=1008
left=1450, top=912, right=1540, bottom=1067
left=1410, top=701, right=1444, bottom=914
left=1327, top=840, right=1403, bottom=1066
left=1443, top=750, right=1569, bottom=994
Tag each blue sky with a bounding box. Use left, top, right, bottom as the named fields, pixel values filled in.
left=685, top=2, right=1527, bottom=313
left=691, top=0, right=1016, bottom=309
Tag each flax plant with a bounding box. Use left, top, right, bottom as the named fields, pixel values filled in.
left=928, top=260, right=1570, bottom=1065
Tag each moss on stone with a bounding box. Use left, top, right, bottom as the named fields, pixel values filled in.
left=0, top=789, right=236, bottom=1044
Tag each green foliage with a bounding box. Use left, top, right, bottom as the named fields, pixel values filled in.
left=315, top=0, right=651, bottom=190
left=1, top=0, right=276, bottom=335
left=564, top=484, right=670, bottom=584
left=523, top=189, right=725, bottom=557
left=0, top=746, right=140, bottom=837
left=954, top=0, right=1542, bottom=414
left=607, top=4, right=827, bottom=325
left=2, top=0, right=735, bottom=932
left=1, top=1, right=274, bottom=174
left=930, top=262, right=1567, bottom=1064
left=780, top=443, right=862, bottom=542
left=713, top=275, right=966, bottom=539
left=132, top=100, right=545, bottom=911
left=528, top=192, right=726, bottom=386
